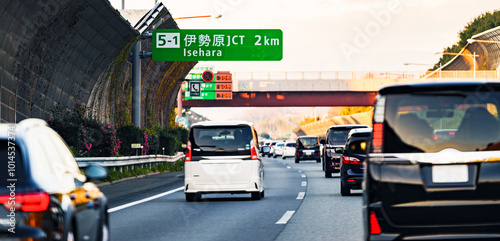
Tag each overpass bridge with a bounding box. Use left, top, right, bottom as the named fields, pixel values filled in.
left=182, top=70, right=500, bottom=107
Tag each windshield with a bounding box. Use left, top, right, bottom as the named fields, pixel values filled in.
left=191, top=125, right=253, bottom=156
left=298, top=137, right=319, bottom=148
left=384, top=92, right=500, bottom=153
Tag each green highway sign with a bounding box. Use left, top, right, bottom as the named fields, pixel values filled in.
left=185, top=91, right=216, bottom=100
left=153, top=29, right=283, bottom=61
left=186, top=73, right=202, bottom=80
left=184, top=81, right=215, bottom=91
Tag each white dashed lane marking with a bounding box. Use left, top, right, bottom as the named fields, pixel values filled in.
left=297, top=192, right=305, bottom=199
left=276, top=211, right=296, bottom=224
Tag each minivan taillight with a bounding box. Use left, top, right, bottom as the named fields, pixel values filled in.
left=185, top=140, right=192, bottom=161
left=369, top=212, right=382, bottom=234
left=251, top=139, right=258, bottom=160
left=342, top=156, right=362, bottom=165
left=0, top=192, right=50, bottom=212
left=372, top=123, right=383, bottom=153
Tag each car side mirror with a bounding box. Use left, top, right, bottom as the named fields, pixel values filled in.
left=85, top=164, right=107, bottom=181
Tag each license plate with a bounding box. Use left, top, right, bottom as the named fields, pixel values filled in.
left=304, top=150, right=313, bottom=155
left=432, top=165, right=468, bottom=183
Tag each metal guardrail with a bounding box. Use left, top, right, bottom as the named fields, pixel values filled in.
left=76, top=152, right=185, bottom=169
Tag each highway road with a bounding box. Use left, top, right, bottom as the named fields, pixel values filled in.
left=102, top=156, right=364, bottom=241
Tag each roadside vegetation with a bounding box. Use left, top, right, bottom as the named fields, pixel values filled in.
left=432, top=10, right=500, bottom=70
left=49, top=103, right=188, bottom=157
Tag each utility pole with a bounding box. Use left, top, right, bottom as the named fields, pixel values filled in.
left=132, top=41, right=141, bottom=127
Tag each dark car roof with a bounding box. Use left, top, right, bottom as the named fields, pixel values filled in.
left=379, top=80, right=500, bottom=95
left=348, top=128, right=373, bottom=139
left=328, top=124, right=369, bottom=130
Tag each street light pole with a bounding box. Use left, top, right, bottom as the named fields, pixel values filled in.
left=132, top=41, right=141, bottom=128
left=473, top=52, right=476, bottom=78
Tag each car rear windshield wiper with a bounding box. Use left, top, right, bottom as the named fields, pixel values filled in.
left=196, top=145, right=216, bottom=151
left=411, top=90, right=467, bottom=98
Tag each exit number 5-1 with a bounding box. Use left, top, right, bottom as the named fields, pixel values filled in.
left=156, top=33, right=180, bottom=48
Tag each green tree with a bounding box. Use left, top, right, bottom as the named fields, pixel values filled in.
left=432, top=10, right=500, bottom=70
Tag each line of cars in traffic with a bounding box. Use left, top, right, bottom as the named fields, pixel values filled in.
left=260, top=126, right=372, bottom=197
left=257, top=80, right=500, bottom=240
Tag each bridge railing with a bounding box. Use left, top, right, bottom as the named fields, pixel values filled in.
left=234, top=70, right=499, bottom=81
left=233, top=71, right=430, bottom=81
left=233, top=71, right=500, bottom=92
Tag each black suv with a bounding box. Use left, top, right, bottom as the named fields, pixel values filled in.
left=364, top=81, right=500, bottom=240
left=321, top=125, right=368, bottom=178
left=340, top=128, right=372, bottom=196
left=295, top=136, right=320, bottom=163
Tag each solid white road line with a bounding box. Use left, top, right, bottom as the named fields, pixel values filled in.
left=302, top=181, right=307, bottom=186
left=276, top=211, right=296, bottom=224
left=109, top=186, right=184, bottom=213
left=297, top=192, right=305, bottom=199
left=287, top=166, right=291, bottom=169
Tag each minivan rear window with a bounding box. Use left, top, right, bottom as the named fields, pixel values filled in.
left=384, top=92, right=500, bottom=153
left=327, top=130, right=350, bottom=145
left=347, top=138, right=369, bottom=155
left=191, top=125, right=253, bottom=156
left=298, top=137, right=318, bottom=148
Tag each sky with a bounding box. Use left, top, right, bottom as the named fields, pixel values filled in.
left=109, top=0, right=500, bottom=120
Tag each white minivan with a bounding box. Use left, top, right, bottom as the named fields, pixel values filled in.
left=184, top=121, right=265, bottom=202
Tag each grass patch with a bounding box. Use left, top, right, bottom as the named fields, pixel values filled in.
left=103, top=160, right=184, bottom=183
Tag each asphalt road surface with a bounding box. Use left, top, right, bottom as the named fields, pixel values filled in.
left=102, top=156, right=363, bottom=241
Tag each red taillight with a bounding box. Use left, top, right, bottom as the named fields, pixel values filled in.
left=251, top=139, right=258, bottom=160
left=369, top=212, right=382, bottom=234
left=185, top=140, right=192, bottom=161
left=342, top=156, right=362, bottom=165
left=1, top=192, right=50, bottom=212
left=372, top=123, right=383, bottom=153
